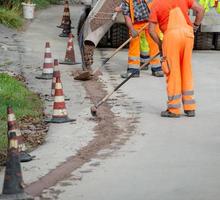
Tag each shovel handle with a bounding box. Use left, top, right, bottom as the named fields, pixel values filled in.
left=94, top=52, right=160, bottom=109
left=92, top=23, right=148, bottom=75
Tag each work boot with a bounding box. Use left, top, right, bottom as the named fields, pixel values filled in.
left=152, top=66, right=164, bottom=77
left=184, top=110, right=195, bottom=117
left=161, top=110, right=180, bottom=118
left=120, top=69, right=140, bottom=78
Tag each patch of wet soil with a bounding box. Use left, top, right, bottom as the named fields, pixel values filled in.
left=25, top=77, right=137, bottom=197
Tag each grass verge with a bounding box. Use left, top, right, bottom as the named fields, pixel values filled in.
left=0, top=73, right=43, bottom=152
left=0, top=7, right=23, bottom=28
left=0, top=0, right=61, bottom=28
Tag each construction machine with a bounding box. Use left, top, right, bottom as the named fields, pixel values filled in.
left=78, top=0, right=220, bottom=50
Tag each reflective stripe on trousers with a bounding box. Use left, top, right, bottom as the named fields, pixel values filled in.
left=128, top=22, right=161, bottom=70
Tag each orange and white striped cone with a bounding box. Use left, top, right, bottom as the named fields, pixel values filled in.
left=45, top=59, right=70, bottom=101
left=57, top=0, right=74, bottom=29
left=45, top=76, right=75, bottom=123
left=60, top=33, right=80, bottom=65
left=59, top=19, right=72, bottom=38
left=36, top=42, right=54, bottom=80
left=0, top=108, right=33, bottom=199
left=7, top=106, right=34, bottom=163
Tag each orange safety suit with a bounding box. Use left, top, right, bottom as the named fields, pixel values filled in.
left=125, top=0, right=161, bottom=74
left=161, top=7, right=196, bottom=114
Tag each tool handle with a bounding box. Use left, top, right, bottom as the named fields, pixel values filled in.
left=92, top=23, right=148, bottom=75
left=95, top=52, right=160, bottom=109
left=95, top=91, right=114, bottom=108
left=113, top=52, right=160, bottom=92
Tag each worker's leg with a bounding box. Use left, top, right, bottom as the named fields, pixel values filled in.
left=145, top=26, right=163, bottom=77
left=162, top=31, right=182, bottom=116
left=140, top=31, right=150, bottom=70
left=121, top=23, right=141, bottom=78
left=181, top=29, right=196, bottom=114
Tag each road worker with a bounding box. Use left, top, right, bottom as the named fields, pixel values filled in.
left=119, top=0, right=164, bottom=78
left=114, top=3, right=150, bottom=70
left=149, top=0, right=204, bottom=117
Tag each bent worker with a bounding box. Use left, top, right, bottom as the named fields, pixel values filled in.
left=114, top=3, right=150, bottom=70
left=149, top=0, right=204, bottom=117
left=120, top=0, right=164, bottom=78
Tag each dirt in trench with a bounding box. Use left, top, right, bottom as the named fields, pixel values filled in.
left=25, top=75, right=138, bottom=197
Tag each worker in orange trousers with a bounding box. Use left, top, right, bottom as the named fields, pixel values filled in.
left=149, top=0, right=204, bottom=117
left=119, top=0, right=164, bottom=78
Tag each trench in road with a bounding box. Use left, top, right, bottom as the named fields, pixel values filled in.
left=25, top=49, right=140, bottom=197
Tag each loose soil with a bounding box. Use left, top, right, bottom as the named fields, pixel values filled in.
left=25, top=75, right=137, bottom=197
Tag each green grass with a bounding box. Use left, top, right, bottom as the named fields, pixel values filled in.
left=33, top=0, right=60, bottom=9
left=0, top=7, right=23, bottom=28
left=0, top=0, right=60, bottom=28
left=0, top=73, right=43, bottom=151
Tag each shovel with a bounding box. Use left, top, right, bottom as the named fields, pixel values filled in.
left=74, top=24, right=148, bottom=81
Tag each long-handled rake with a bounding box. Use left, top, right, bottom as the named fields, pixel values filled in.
left=90, top=52, right=160, bottom=116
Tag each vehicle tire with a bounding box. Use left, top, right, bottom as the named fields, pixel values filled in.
left=214, top=33, right=220, bottom=50
left=97, top=32, right=109, bottom=47
left=194, top=31, right=214, bottom=50
left=110, top=23, right=129, bottom=48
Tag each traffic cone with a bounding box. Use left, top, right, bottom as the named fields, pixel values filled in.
left=45, top=59, right=70, bottom=101
left=57, top=0, right=73, bottom=29
left=7, top=107, right=33, bottom=163
left=45, top=76, right=76, bottom=123
left=36, top=42, right=53, bottom=80
left=59, top=33, right=80, bottom=65
left=59, top=19, right=72, bottom=38
left=0, top=107, right=34, bottom=200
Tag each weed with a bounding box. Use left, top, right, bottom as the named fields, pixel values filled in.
left=0, top=7, right=23, bottom=28
left=0, top=73, right=43, bottom=151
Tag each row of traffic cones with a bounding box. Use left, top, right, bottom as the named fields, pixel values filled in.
left=0, top=2, right=78, bottom=198
left=36, top=33, right=78, bottom=80
left=44, top=59, right=76, bottom=123
left=36, top=42, right=76, bottom=123
left=0, top=107, right=34, bottom=199
left=57, top=0, right=74, bottom=37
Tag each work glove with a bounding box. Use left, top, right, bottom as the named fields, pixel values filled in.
left=131, top=29, right=139, bottom=38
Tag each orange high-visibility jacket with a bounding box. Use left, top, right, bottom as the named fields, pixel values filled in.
left=125, top=0, right=153, bottom=23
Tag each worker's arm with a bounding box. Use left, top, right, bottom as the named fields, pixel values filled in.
left=121, top=0, right=138, bottom=38
left=124, top=15, right=138, bottom=37
left=148, top=22, right=162, bottom=51
left=191, top=1, right=205, bottom=31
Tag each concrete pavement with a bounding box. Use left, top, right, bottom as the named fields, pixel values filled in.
left=0, top=3, right=220, bottom=200
left=41, top=49, right=220, bottom=199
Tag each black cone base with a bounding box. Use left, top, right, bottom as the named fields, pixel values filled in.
left=0, top=192, right=34, bottom=200
left=59, top=32, right=70, bottom=37
left=45, top=117, right=76, bottom=123
left=20, top=151, right=35, bottom=163
left=59, top=60, right=81, bottom=65
left=35, top=73, right=53, bottom=80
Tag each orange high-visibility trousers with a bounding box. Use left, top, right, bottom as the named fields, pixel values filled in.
left=162, top=7, right=196, bottom=114
left=128, top=22, right=161, bottom=73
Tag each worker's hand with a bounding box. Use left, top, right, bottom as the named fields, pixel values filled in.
left=193, top=23, right=200, bottom=32
left=131, top=29, right=138, bottom=38
left=114, top=6, right=122, bottom=12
